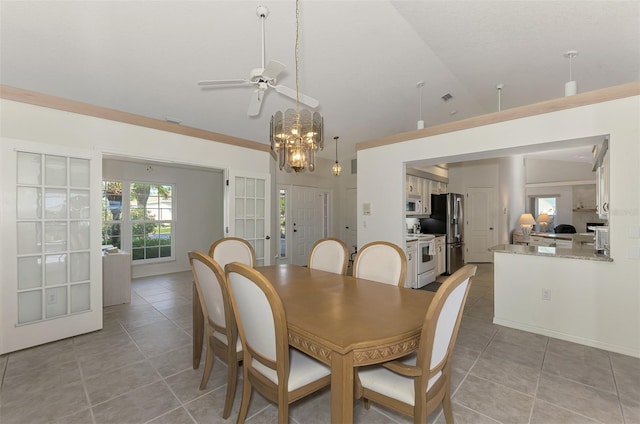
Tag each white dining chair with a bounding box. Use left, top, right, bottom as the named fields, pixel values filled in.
left=188, top=250, right=242, bottom=419
left=225, top=262, right=331, bottom=424
left=307, top=237, right=349, bottom=275
left=208, top=237, right=255, bottom=268
left=356, top=264, right=477, bottom=424
left=352, top=241, right=407, bottom=286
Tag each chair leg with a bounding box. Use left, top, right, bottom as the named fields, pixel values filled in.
left=278, top=400, right=288, bottom=424
left=236, top=368, right=252, bottom=424
left=222, top=353, right=239, bottom=419
left=442, top=388, right=454, bottom=424
left=199, top=342, right=215, bottom=390
left=363, top=398, right=370, bottom=410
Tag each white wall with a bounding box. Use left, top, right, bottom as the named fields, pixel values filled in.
left=500, top=155, right=526, bottom=243
left=103, top=159, right=224, bottom=278
left=526, top=158, right=595, bottom=184
left=1, top=98, right=271, bottom=312
left=357, top=95, right=640, bottom=356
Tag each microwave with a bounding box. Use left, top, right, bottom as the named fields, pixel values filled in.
left=406, top=194, right=423, bottom=215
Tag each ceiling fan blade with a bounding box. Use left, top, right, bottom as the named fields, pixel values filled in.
left=261, top=60, right=286, bottom=81
left=273, top=84, right=320, bottom=108
left=248, top=88, right=265, bottom=117
left=197, top=79, right=249, bottom=86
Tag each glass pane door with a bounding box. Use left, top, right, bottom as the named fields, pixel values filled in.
left=228, top=172, right=270, bottom=266
left=16, top=153, right=92, bottom=323
left=2, top=141, right=102, bottom=355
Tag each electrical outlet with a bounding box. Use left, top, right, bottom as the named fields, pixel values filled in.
left=542, top=289, right=551, bottom=301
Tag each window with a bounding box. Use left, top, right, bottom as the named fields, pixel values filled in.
left=102, top=181, right=175, bottom=263
left=102, top=181, right=122, bottom=249
left=531, top=196, right=557, bottom=232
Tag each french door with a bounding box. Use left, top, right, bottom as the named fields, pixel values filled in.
left=227, top=171, right=271, bottom=266
left=1, top=139, right=102, bottom=354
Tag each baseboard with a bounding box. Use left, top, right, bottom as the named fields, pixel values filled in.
left=493, top=317, right=640, bottom=359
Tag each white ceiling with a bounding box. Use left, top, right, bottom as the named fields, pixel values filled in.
left=2, top=1, right=638, bottom=161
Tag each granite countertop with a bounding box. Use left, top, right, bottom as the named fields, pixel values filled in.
left=490, top=244, right=612, bottom=262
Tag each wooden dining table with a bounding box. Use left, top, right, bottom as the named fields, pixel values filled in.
left=192, top=264, right=434, bottom=424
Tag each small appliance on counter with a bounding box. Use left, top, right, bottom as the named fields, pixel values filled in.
left=594, top=226, right=609, bottom=254
left=420, top=193, right=464, bottom=275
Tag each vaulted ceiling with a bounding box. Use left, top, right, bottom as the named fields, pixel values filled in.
left=2, top=1, right=638, bottom=161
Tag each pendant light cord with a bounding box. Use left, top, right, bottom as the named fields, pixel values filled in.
left=294, top=0, right=300, bottom=114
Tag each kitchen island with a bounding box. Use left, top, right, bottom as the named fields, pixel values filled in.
left=489, top=243, right=633, bottom=357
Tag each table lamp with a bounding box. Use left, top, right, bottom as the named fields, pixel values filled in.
left=537, top=213, right=551, bottom=232
left=518, top=213, right=536, bottom=239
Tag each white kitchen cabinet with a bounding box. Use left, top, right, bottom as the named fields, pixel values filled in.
left=421, top=178, right=431, bottom=214
left=406, top=175, right=419, bottom=195
left=435, top=236, right=446, bottom=276
left=555, top=239, right=573, bottom=249
left=596, top=149, right=609, bottom=219
left=593, top=139, right=609, bottom=220
left=405, top=240, right=418, bottom=288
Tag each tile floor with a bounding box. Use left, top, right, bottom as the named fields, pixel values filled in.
left=1, top=264, right=639, bottom=424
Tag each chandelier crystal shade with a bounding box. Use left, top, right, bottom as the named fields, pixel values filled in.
left=270, top=0, right=323, bottom=173
left=271, top=109, right=323, bottom=173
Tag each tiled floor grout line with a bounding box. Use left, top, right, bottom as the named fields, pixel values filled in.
left=527, top=336, right=550, bottom=424
left=71, top=334, right=100, bottom=424
left=447, top=314, right=499, bottom=422
left=607, top=352, right=628, bottom=424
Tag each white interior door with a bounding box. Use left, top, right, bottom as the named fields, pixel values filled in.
left=291, top=186, right=323, bottom=266
left=465, top=187, right=496, bottom=263
left=1, top=139, right=103, bottom=354
left=227, top=171, right=271, bottom=266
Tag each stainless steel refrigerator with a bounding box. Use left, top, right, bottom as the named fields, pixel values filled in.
left=420, top=193, right=464, bottom=275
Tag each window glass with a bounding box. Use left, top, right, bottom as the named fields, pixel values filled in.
left=279, top=189, right=287, bottom=258
left=102, top=181, right=174, bottom=263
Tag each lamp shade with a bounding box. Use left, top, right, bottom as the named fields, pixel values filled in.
left=537, top=213, right=551, bottom=223
left=518, top=213, right=536, bottom=226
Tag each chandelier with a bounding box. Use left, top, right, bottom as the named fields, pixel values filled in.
left=270, top=0, right=323, bottom=173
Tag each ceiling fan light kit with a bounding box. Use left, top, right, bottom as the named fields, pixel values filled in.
left=270, top=0, right=323, bottom=173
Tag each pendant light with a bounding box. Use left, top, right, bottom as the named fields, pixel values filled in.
left=496, top=83, right=504, bottom=112
left=416, top=81, right=425, bottom=129
left=270, top=0, right=324, bottom=173
left=332, top=136, right=342, bottom=176
left=564, top=50, right=578, bottom=96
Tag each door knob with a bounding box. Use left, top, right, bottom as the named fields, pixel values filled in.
left=489, top=227, right=494, bottom=230
left=265, top=235, right=270, bottom=240
left=293, top=229, right=297, bottom=232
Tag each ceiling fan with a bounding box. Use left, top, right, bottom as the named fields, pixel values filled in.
left=197, top=5, right=319, bottom=117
